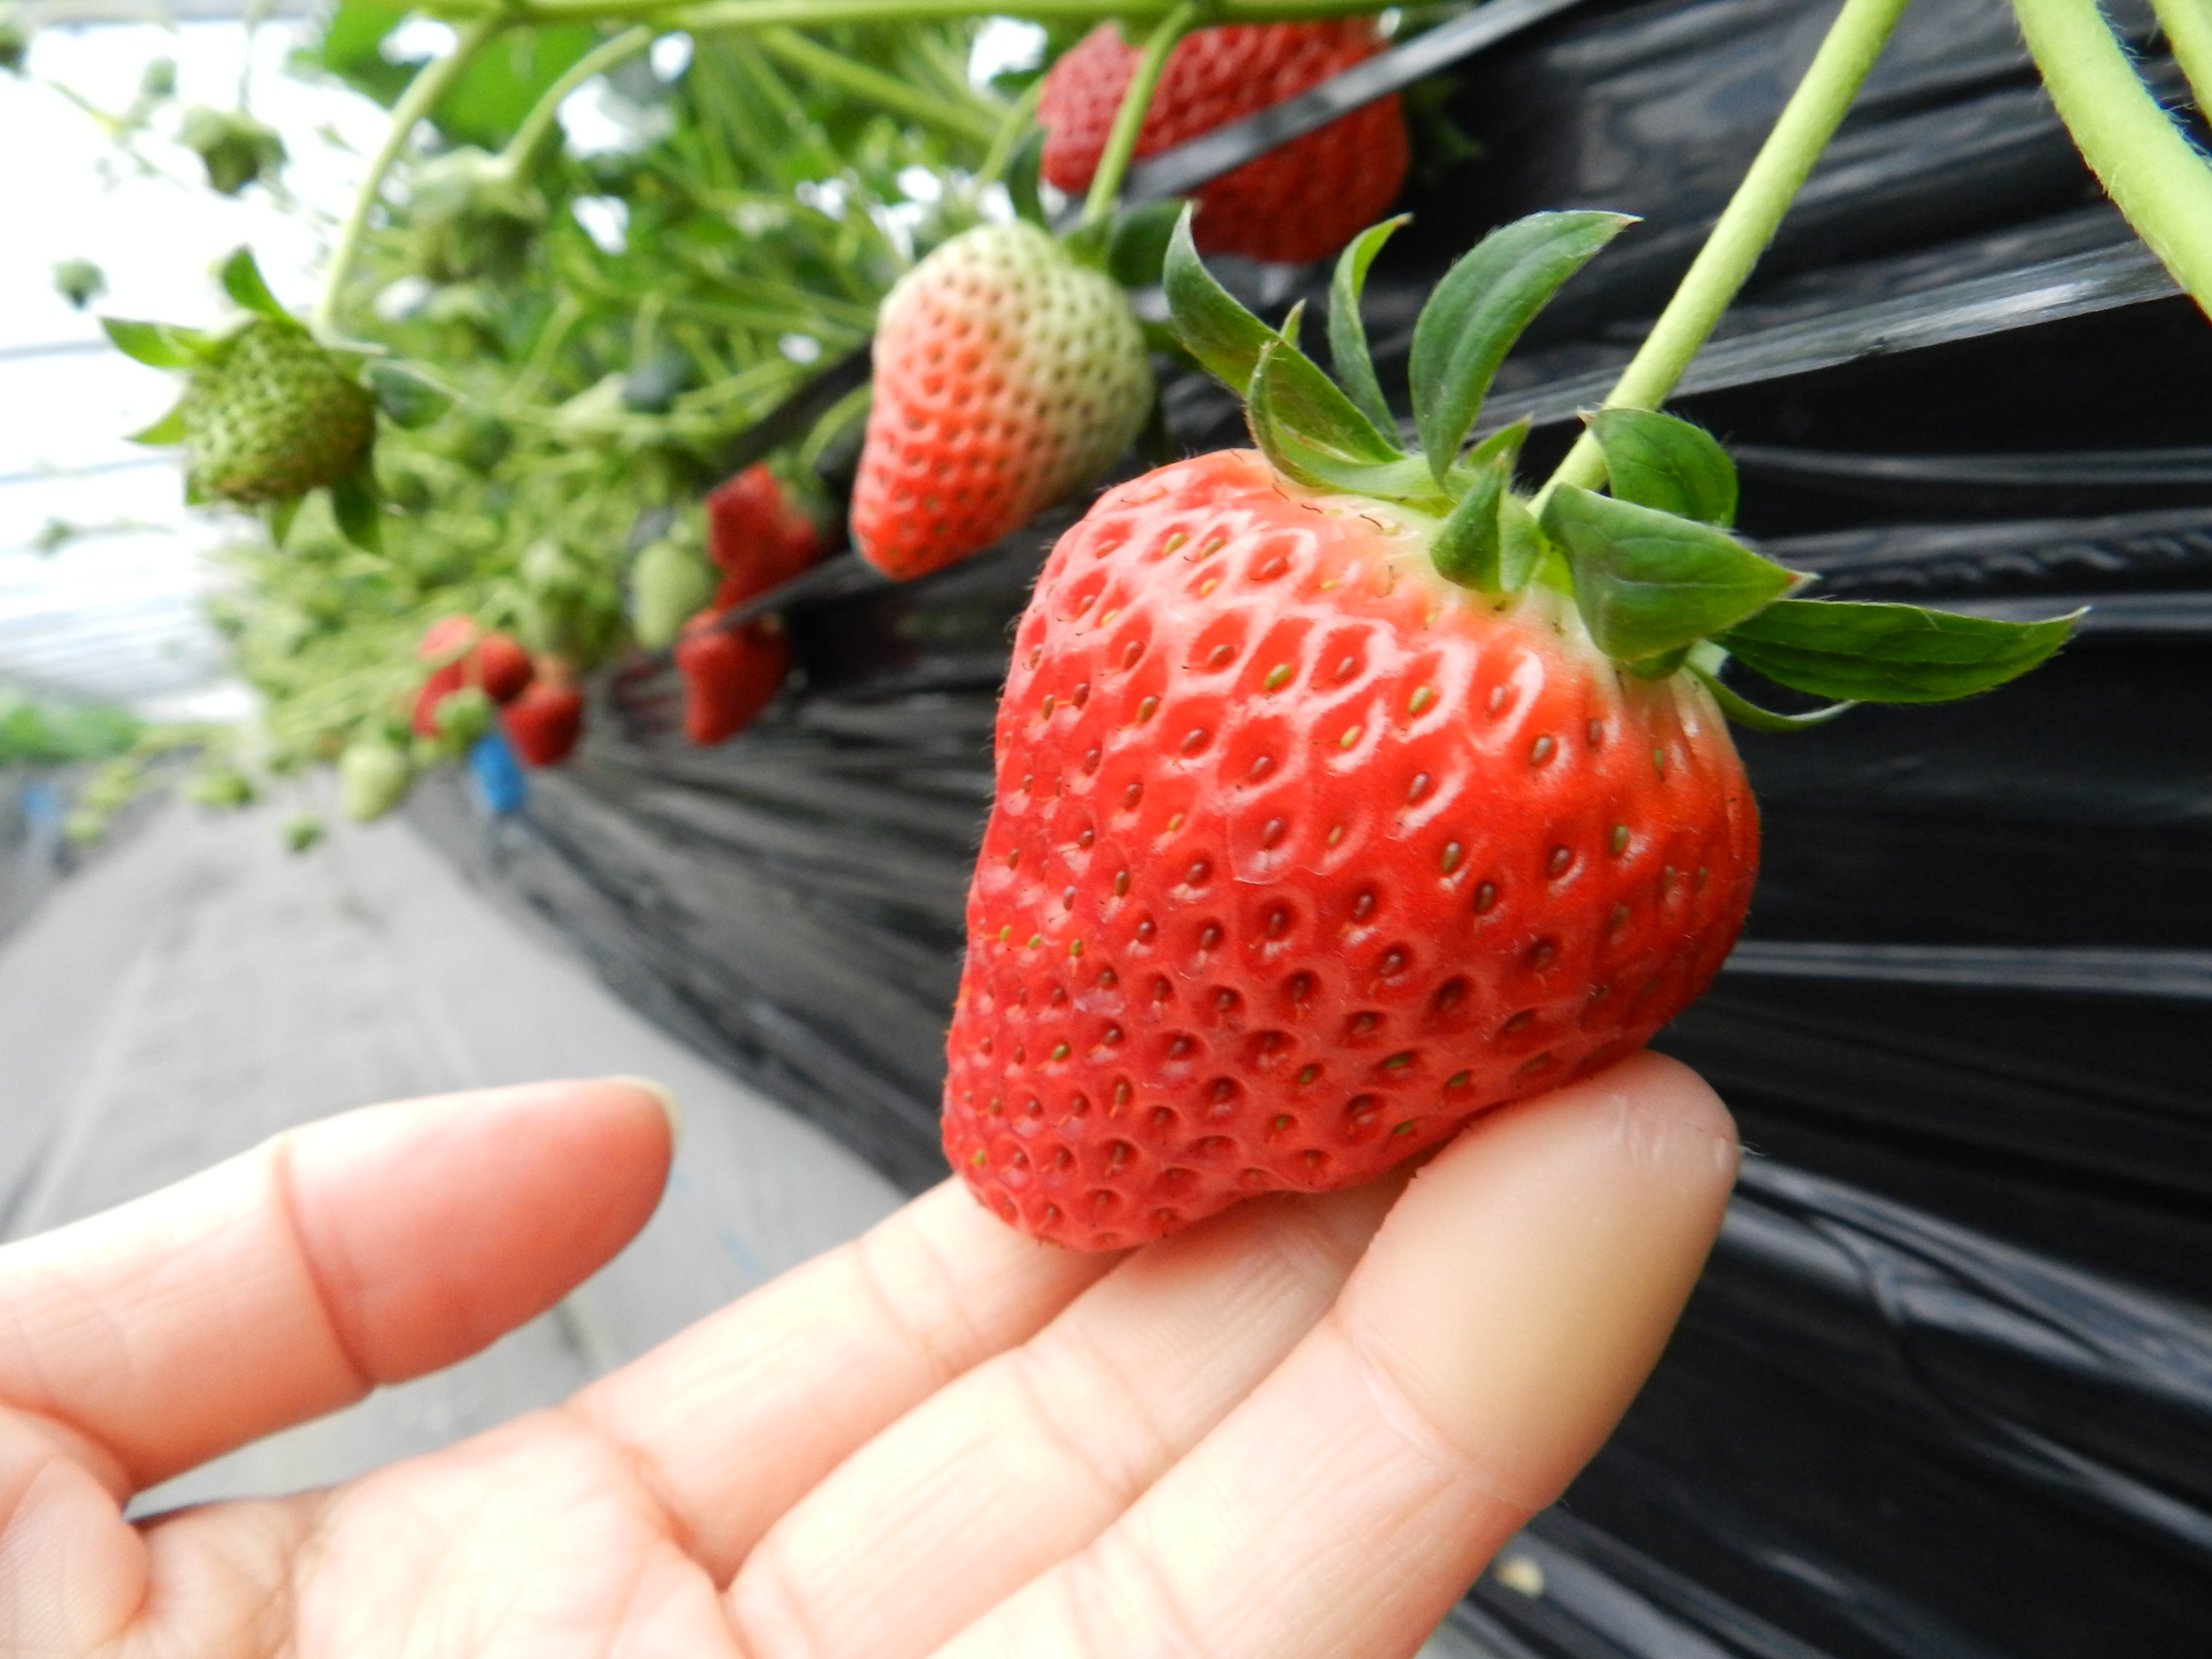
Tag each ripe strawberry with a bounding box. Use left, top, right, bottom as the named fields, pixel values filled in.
left=944, top=450, right=1757, bottom=1247
left=411, top=619, right=533, bottom=735
left=707, top=464, right=824, bottom=608
left=1039, top=21, right=1409, bottom=266
left=675, top=610, right=789, bottom=745
left=944, top=209, right=2074, bottom=1249
left=475, top=632, right=533, bottom=704
left=503, top=663, right=585, bottom=767
left=850, top=220, right=1153, bottom=581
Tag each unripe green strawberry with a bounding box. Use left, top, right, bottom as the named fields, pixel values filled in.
left=178, top=319, right=375, bottom=505
left=1, top=6, right=31, bottom=73
left=852, top=220, right=1153, bottom=581
left=406, top=148, right=546, bottom=284
left=520, top=538, right=623, bottom=667
left=179, top=105, right=286, bottom=196
left=631, top=529, right=716, bottom=649
left=339, top=733, right=411, bottom=822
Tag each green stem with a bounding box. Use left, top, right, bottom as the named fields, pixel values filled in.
left=1535, top=0, right=1912, bottom=505
left=317, top=15, right=503, bottom=330
left=2018, top=0, right=2212, bottom=319
left=505, top=24, right=655, bottom=170
left=482, top=0, right=1384, bottom=31
left=2150, top=0, right=2212, bottom=115
left=1082, top=2, right=1199, bottom=225
left=754, top=26, right=1002, bottom=145
left=971, top=75, right=1044, bottom=194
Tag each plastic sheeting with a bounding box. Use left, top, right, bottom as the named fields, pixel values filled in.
left=410, top=0, right=2212, bottom=1649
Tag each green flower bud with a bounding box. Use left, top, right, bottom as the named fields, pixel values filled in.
left=179, top=105, right=287, bottom=196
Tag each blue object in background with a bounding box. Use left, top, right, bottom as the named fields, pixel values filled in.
left=468, top=731, right=526, bottom=818
left=19, top=778, right=66, bottom=866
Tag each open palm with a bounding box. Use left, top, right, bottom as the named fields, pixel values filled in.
left=0, top=1059, right=1733, bottom=1658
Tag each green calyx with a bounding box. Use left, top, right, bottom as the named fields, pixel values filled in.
left=179, top=105, right=287, bottom=196
left=1162, top=206, right=2079, bottom=728
left=108, top=248, right=383, bottom=549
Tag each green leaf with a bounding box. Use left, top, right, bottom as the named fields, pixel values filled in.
left=218, top=247, right=291, bottom=322
left=1496, top=491, right=1545, bottom=596
left=1446, top=418, right=1528, bottom=500
left=1540, top=485, right=1807, bottom=663
left=1165, top=204, right=1278, bottom=393
left=1109, top=198, right=1185, bottom=288
left=438, top=26, right=597, bottom=150
left=103, top=317, right=206, bottom=368
left=126, top=400, right=189, bottom=445
left=268, top=496, right=300, bottom=548
left=1429, top=451, right=1510, bottom=591
left=1005, top=128, right=1047, bottom=228
left=367, top=360, right=451, bottom=428
left=1592, top=409, right=1737, bottom=526
left=1408, top=210, right=1634, bottom=487
left=329, top=473, right=383, bottom=552
left=1718, top=598, right=2080, bottom=703
left=297, top=0, right=416, bottom=108
left=1246, top=336, right=1423, bottom=498
left=1691, top=662, right=1857, bottom=731
left=1328, top=214, right=1409, bottom=435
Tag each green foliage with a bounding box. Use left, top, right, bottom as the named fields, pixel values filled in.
left=0, top=689, right=142, bottom=765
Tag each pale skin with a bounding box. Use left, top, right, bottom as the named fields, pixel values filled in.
left=0, top=1052, right=1737, bottom=1659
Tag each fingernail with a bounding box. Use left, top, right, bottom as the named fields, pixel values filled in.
left=603, top=1074, right=684, bottom=1151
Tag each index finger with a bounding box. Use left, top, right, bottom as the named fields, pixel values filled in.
left=0, top=1079, right=675, bottom=1491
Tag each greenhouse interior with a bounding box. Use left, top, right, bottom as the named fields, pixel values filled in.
left=2, top=0, right=2209, bottom=1651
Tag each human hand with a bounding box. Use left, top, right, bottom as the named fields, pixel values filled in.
left=0, top=1054, right=1735, bottom=1658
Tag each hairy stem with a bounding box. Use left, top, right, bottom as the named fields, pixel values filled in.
left=2018, top=0, right=2212, bottom=318
left=505, top=25, right=655, bottom=170
left=1082, top=2, right=1199, bottom=225
left=754, top=26, right=1003, bottom=146
left=317, top=15, right=503, bottom=330
left=2149, top=0, right=2212, bottom=116
left=1536, top=0, right=1912, bottom=504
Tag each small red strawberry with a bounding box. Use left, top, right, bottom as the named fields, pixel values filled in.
left=475, top=632, right=533, bottom=704
left=851, top=220, right=1153, bottom=582
left=411, top=618, right=534, bottom=735
left=1039, top=20, right=1409, bottom=266
left=944, top=210, right=2074, bottom=1249
left=675, top=610, right=789, bottom=745
left=707, top=464, right=824, bottom=609
left=502, top=661, right=585, bottom=767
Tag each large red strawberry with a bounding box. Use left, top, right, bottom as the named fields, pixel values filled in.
left=675, top=610, right=789, bottom=745
left=707, top=464, right=823, bottom=609
left=944, top=211, right=2075, bottom=1249
left=1039, top=20, right=1409, bottom=266
left=850, top=220, right=1153, bottom=582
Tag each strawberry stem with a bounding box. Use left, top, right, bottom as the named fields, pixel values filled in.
left=2013, top=0, right=2212, bottom=320
left=754, top=26, right=1005, bottom=148
left=504, top=25, right=655, bottom=172
left=317, top=12, right=503, bottom=331
left=1081, top=1, right=1201, bottom=227
left=1532, top=0, right=1912, bottom=508
left=2149, top=0, right=2212, bottom=114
